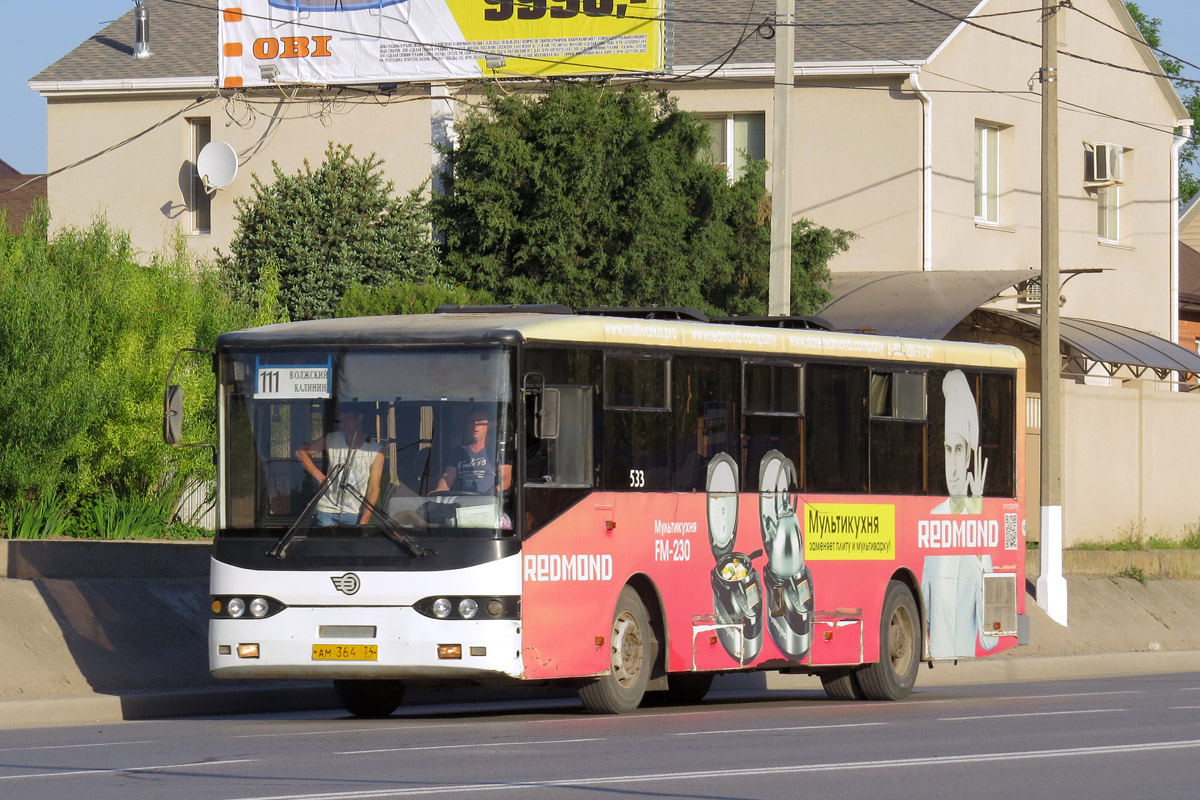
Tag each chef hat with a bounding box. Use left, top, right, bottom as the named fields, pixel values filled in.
left=942, top=370, right=978, bottom=450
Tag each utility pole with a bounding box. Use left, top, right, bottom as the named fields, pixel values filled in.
left=768, top=0, right=795, bottom=316
left=1037, top=1, right=1068, bottom=626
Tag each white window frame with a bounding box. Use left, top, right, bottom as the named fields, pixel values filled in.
left=189, top=118, right=212, bottom=235
left=703, top=112, right=765, bottom=183
left=1097, top=183, right=1119, bottom=243
left=974, top=122, right=1000, bottom=224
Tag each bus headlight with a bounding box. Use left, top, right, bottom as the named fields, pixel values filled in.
left=212, top=595, right=285, bottom=619
left=432, top=598, right=452, bottom=619
left=415, top=596, right=520, bottom=620
left=458, top=598, right=479, bottom=619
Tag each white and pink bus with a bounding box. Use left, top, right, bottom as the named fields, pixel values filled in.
left=167, top=306, right=1027, bottom=716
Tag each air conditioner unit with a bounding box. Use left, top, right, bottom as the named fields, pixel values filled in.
left=1090, top=143, right=1123, bottom=184
left=1018, top=278, right=1041, bottom=306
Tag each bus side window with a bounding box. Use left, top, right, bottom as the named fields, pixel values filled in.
left=525, top=386, right=592, bottom=486
left=805, top=363, right=869, bottom=493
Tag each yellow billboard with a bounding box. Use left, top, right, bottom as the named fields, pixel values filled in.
left=219, top=0, right=664, bottom=89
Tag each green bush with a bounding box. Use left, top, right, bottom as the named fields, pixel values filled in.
left=219, top=143, right=441, bottom=321
left=337, top=279, right=493, bottom=317
left=0, top=209, right=266, bottom=526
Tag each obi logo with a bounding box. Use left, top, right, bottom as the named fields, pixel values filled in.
left=331, top=573, right=361, bottom=595
left=253, top=36, right=334, bottom=59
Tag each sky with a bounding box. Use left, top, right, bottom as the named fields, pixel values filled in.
left=2, top=0, right=1200, bottom=175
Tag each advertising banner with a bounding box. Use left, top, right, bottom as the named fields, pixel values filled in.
left=218, top=0, right=665, bottom=89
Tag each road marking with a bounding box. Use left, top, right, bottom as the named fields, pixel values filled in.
left=0, top=740, right=154, bottom=753
left=224, top=739, right=1200, bottom=800
left=939, top=708, right=1123, bottom=721
left=338, top=738, right=603, bottom=755
left=0, top=758, right=255, bottom=782
left=990, top=690, right=1140, bottom=701
left=1171, top=706, right=1200, bottom=710
left=675, top=722, right=887, bottom=736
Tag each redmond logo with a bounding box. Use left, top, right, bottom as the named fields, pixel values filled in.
left=331, top=573, right=361, bottom=595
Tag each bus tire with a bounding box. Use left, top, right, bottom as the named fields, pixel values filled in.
left=856, top=581, right=920, bottom=701
left=664, top=672, right=714, bottom=704
left=579, top=586, right=652, bottom=714
left=333, top=679, right=406, bottom=718
left=819, top=669, right=864, bottom=701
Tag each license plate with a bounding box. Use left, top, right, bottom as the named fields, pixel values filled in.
left=312, top=644, right=378, bottom=661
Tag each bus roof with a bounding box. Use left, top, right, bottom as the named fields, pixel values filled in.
left=217, top=311, right=1025, bottom=370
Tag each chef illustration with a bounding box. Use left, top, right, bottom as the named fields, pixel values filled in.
left=924, top=369, right=998, bottom=658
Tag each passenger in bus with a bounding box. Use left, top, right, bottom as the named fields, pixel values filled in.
left=295, top=403, right=385, bottom=525
left=933, top=369, right=986, bottom=515
left=433, top=405, right=513, bottom=495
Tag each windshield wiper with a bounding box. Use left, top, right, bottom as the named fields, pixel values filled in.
left=337, top=481, right=434, bottom=559
left=267, top=462, right=345, bottom=560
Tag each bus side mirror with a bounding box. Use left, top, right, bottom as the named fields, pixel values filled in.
left=164, top=384, right=183, bottom=445
left=538, top=388, right=561, bottom=440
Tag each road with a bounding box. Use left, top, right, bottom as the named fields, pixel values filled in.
left=1, top=673, right=1198, bottom=800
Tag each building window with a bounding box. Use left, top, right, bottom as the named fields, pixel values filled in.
left=189, top=118, right=212, bottom=235
left=974, top=122, right=1000, bottom=224
left=704, top=113, right=765, bottom=182
left=1097, top=184, right=1119, bottom=242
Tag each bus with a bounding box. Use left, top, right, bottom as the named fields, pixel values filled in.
left=164, top=306, right=1027, bottom=716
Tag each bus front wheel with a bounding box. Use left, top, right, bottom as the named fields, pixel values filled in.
left=856, top=581, right=920, bottom=701
left=333, top=679, right=406, bottom=718
left=579, top=586, right=652, bottom=714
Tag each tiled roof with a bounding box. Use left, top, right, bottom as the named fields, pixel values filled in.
left=1181, top=242, right=1200, bottom=302
left=31, top=0, right=975, bottom=85
left=30, top=0, right=217, bottom=84
left=671, top=0, right=978, bottom=67
left=0, top=174, right=47, bottom=234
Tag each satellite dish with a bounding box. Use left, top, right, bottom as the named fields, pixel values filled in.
left=196, top=141, right=238, bottom=190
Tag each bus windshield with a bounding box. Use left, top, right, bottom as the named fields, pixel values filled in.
left=219, top=346, right=514, bottom=556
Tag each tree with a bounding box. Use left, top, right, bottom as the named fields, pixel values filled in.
left=336, top=278, right=493, bottom=317
left=1126, top=1, right=1200, bottom=202
left=219, top=143, right=441, bottom=320
left=432, top=84, right=852, bottom=316
left=0, top=210, right=265, bottom=512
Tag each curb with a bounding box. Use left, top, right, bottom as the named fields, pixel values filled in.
left=3, top=650, right=1197, bottom=730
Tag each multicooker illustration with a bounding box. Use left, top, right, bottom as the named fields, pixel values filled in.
left=704, top=453, right=763, bottom=664
left=758, top=450, right=813, bottom=660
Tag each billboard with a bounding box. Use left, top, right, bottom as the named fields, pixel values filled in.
left=218, top=0, right=665, bottom=88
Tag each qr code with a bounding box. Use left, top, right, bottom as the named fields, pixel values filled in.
left=1004, top=513, right=1018, bottom=550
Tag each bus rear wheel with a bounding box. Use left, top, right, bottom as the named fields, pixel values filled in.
left=579, top=586, right=652, bottom=714
left=819, top=669, right=864, bottom=701
left=333, top=679, right=406, bottom=718
left=856, top=581, right=920, bottom=701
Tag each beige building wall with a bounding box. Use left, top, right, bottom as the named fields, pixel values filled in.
left=922, top=0, right=1185, bottom=339
left=47, top=90, right=435, bottom=260
left=674, top=76, right=923, bottom=273
left=1062, top=379, right=1200, bottom=543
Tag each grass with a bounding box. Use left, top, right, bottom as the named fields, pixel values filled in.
left=1, top=492, right=210, bottom=541
left=1113, top=565, right=1149, bottom=584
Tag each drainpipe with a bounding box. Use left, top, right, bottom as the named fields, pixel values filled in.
left=910, top=71, right=933, bottom=272
left=1171, top=126, right=1190, bottom=380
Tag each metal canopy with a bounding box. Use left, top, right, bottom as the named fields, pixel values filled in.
left=969, top=309, right=1200, bottom=381
left=821, top=270, right=1036, bottom=339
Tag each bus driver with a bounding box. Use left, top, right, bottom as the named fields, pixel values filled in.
left=434, top=406, right=513, bottom=495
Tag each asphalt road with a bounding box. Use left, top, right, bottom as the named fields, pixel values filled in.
left=1, top=673, right=1198, bottom=800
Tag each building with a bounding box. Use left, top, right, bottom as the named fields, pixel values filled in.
left=0, top=159, right=47, bottom=234
left=29, top=0, right=1200, bottom=542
